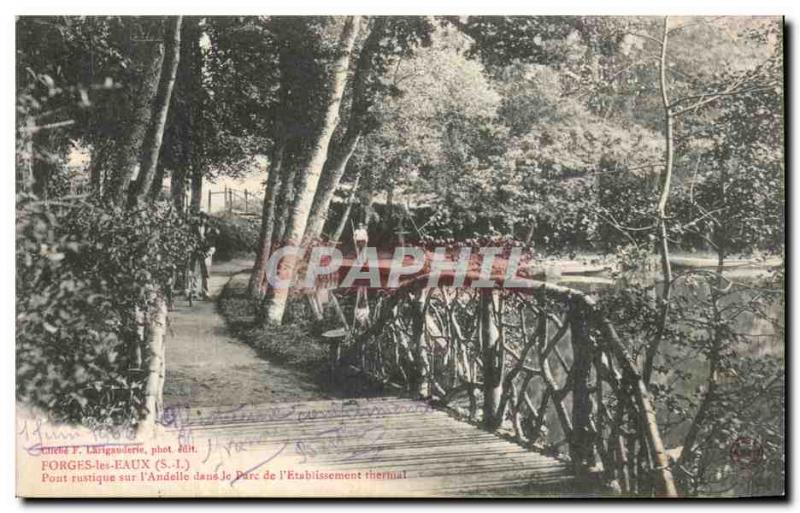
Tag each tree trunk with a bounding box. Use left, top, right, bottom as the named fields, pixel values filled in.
left=265, top=16, right=361, bottom=324
left=304, top=130, right=361, bottom=241
left=361, top=188, right=376, bottom=225
left=142, top=294, right=168, bottom=431
left=524, top=221, right=536, bottom=245
left=644, top=16, right=674, bottom=384
left=676, top=160, right=729, bottom=492
left=171, top=167, right=186, bottom=212
left=164, top=17, right=201, bottom=211
left=250, top=42, right=294, bottom=298
left=89, top=142, right=111, bottom=195
left=331, top=169, right=362, bottom=242
left=148, top=165, right=167, bottom=201
left=303, top=17, right=386, bottom=241
left=190, top=168, right=203, bottom=211
left=131, top=16, right=183, bottom=206
left=249, top=143, right=285, bottom=297
left=106, top=25, right=166, bottom=205
left=273, top=160, right=298, bottom=244
left=16, top=115, right=35, bottom=193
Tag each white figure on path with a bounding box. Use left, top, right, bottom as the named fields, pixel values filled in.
left=352, top=222, right=370, bottom=327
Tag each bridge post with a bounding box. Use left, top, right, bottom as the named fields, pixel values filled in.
left=480, top=290, right=504, bottom=431
left=598, top=319, right=679, bottom=497
left=633, top=378, right=679, bottom=497
left=410, top=288, right=430, bottom=398
left=569, top=300, right=595, bottom=474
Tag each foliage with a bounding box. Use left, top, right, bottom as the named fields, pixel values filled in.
left=460, top=16, right=616, bottom=69
left=16, top=195, right=198, bottom=427
left=16, top=16, right=132, bottom=139
left=596, top=166, right=658, bottom=251
left=665, top=270, right=784, bottom=496
left=350, top=27, right=503, bottom=239
left=208, top=214, right=260, bottom=262
left=354, top=27, right=500, bottom=182
left=15, top=15, right=786, bottom=497
left=598, top=247, right=785, bottom=497
left=668, top=53, right=784, bottom=256
left=15, top=17, right=134, bottom=196
left=184, top=16, right=281, bottom=176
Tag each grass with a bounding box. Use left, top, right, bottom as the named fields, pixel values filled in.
left=216, top=273, right=330, bottom=375
left=216, top=272, right=387, bottom=398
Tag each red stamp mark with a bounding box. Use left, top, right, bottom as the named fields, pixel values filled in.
left=730, top=436, right=764, bottom=467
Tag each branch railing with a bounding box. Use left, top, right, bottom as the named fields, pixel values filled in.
left=329, top=276, right=678, bottom=497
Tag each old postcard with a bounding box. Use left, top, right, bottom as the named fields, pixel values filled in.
left=15, top=15, right=785, bottom=498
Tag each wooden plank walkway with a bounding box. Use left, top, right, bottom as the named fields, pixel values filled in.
left=169, top=396, right=581, bottom=497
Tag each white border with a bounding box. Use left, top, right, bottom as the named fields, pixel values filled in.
left=2, top=1, right=796, bottom=511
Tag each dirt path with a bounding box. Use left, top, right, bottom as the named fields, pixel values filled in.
left=162, top=258, right=329, bottom=408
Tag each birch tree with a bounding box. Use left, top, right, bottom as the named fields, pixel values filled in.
left=130, top=16, right=183, bottom=205
left=105, top=19, right=167, bottom=205
left=303, top=16, right=433, bottom=241
left=264, top=16, right=361, bottom=323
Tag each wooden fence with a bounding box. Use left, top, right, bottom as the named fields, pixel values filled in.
left=207, top=186, right=261, bottom=215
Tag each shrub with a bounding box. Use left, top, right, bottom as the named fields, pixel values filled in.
left=16, top=194, right=198, bottom=427
left=208, top=214, right=259, bottom=262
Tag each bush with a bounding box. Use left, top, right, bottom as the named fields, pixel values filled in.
left=16, top=194, right=198, bottom=427
left=208, top=214, right=259, bottom=262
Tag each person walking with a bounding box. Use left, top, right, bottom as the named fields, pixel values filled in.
left=189, top=212, right=216, bottom=300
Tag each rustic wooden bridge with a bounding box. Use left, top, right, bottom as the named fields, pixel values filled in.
left=172, top=262, right=679, bottom=497
left=172, top=396, right=580, bottom=497
left=305, top=269, right=679, bottom=497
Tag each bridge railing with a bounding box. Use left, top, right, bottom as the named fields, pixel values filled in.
left=331, top=277, right=678, bottom=497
